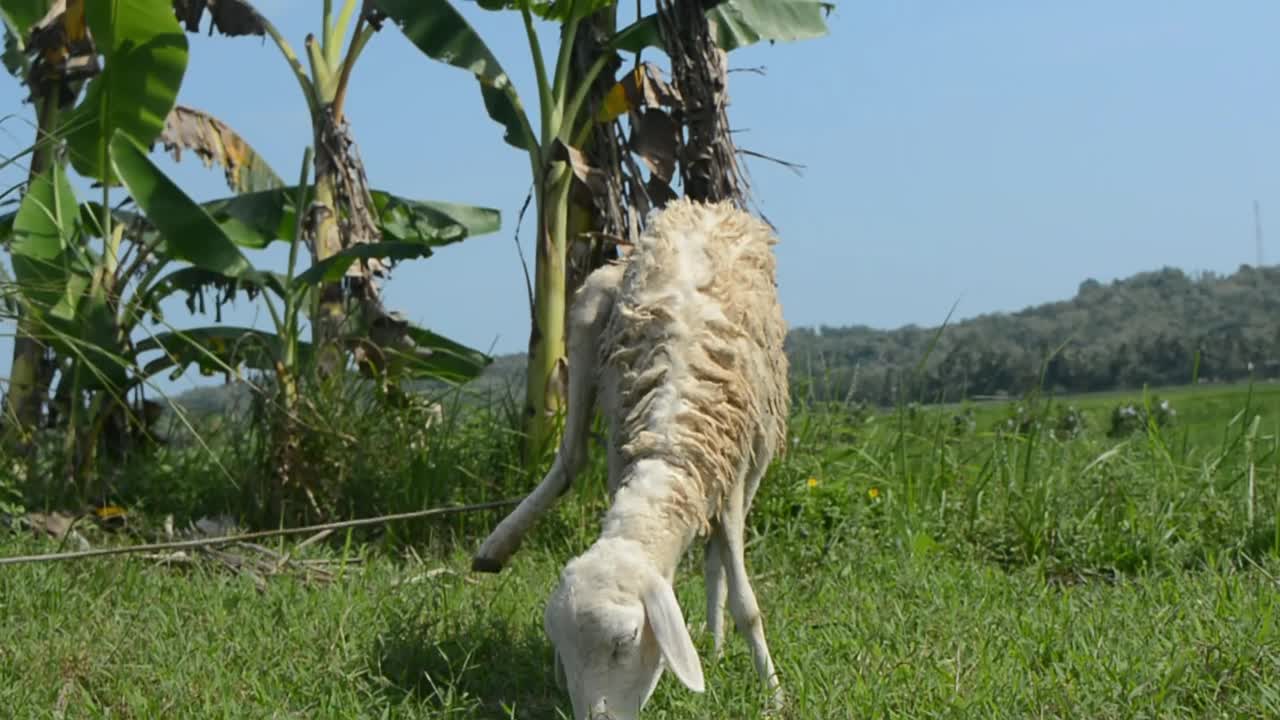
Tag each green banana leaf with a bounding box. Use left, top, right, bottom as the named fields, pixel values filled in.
left=110, top=130, right=260, bottom=282
left=66, top=0, right=189, bottom=183
left=0, top=0, right=50, bottom=39
left=10, top=163, right=128, bottom=388
left=471, top=0, right=615, bottom=22
left=613, top=0, right=833, bottom=54
left=138, top=266, right=289, bottom=322
left=397, top=324, right=493, bottom=383
left=293, top=241, right=435, bottom=286
left=136, top=322, right=492, bottom=385
left=374, top=0, right=535, bottom=151
left=198, top=187, right=501, bottom=250
left=135, top=326, right=305, bottom=380
left=9, top=162, right=83, bottom=317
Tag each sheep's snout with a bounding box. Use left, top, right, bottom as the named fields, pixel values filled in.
left=546, top=541, right=701, bottom=719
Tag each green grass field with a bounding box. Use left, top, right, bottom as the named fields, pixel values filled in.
left=3, top=382, right=1280, bottom=718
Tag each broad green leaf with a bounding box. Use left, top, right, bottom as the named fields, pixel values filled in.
left=10, top=164, right=127, bottom=388
left=611, top=14, right=659, bottom=54
left=139, top=266, right=287, bottom=318
left=11, top=165, right=77, bottom=260
left=375, top=0, right=534, bottom=150
left=294, top=241, right=434, bottom=287
left=710, top=0, right=833, bottom=50
left=78, top=201, right=145, bottom=237
left=10, top=163, right=81, bottom=313
left=0, top=0, right=43, bottom=79
left=373, top=195, right=501, bottom=246
left=198, top=186, right=501, bottom=249
left=471, top=0, right=614, bottom=22
left=2, top=21, right=23, bottom=80
left=135, top=326, right=306, bottom=380
left=71, top=279, right=128, bottom=390
left=201, top=187, right=297, bottom=250
left=613, top=0, right=832, bottom=54
left=0, top=0, right=50, bottom=36
left=65, top=0, right=189, bottom=182
left=135, top=324, right=488, bottom=385
left=396, top=324, right=492, bottom=383
left=50, top=271, right=89, bottom=321
left=109, top=130, right=255, bottom=279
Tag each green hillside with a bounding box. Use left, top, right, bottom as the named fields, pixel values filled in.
left=788, top=264, right=1280, bottom=404
left=167, top=264, right=1280, bottom=416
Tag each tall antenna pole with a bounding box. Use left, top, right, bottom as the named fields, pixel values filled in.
left=1254, top=200, right=1265, bottom=267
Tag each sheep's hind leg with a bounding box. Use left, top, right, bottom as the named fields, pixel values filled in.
left=704, top=530, right=728, bottom=658
left=472, top=265, right=621, bottom=573
left=718, top=436, right=783, bottom=710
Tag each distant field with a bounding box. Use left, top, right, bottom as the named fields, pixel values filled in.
left=3, top=382, right=1279, bottom=718
left=893, top=380, right=1280, bottom=450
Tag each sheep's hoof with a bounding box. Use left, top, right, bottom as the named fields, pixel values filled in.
left=764, top=684, right=786, bottom=716
left=471, top=555, right=505, bottom=573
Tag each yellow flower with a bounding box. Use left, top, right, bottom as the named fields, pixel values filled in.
left=806, top=477, right=819, bottom=489
left=868, top=487, right=880, bottom=500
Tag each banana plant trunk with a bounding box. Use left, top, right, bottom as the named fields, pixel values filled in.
left=304, top=9, right=384, bottom=378
left=4, top=93, right=61, bottom=451
left=523, top=165, right=573, bottom=461
left=308, top=169, right=348, bottom=374
left=659, top=0, right=745, bottom=206
left=308, top=101, right=388, bottom=378
left=521, top=7, right=628, bottom=463
left=565, top=5, right=625, bottom=302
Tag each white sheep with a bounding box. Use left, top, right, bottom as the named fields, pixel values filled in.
left=472, top=197, right=790, bottom=720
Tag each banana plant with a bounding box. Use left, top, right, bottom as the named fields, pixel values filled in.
left=179, top=0, right=436, bottom=373
left=119, top=131, right=497, bottom=512
left=1, top=0, right=89, bottom=444
left=374, top=0, right=832, bottom=460
left=32, top=171, right=498, bottom=397
left=158, top=0, right=506, bottom=386
left=3, top=127, right=498, bottom=488
left=375, top=0, right=635, bottom=461
left=1, top=0, right=503, bottom=486
left=1, top=5, right=499, bottom=395
left=4, top=130, right=502, bottom=393
left=0, top=0, right=188, bottom=457
left=126, top=127, right=500, bottom=388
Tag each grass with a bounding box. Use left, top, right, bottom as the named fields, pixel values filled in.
left=3, top=381, right=1280, bottom=718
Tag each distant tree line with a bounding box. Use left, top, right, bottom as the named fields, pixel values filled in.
left=174, top=264, right=1280, bottom=416
left=786, top=265, right=1280, bottom=405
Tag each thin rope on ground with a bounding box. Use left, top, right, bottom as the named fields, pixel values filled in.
left=0, top=497, right=522, bottom=567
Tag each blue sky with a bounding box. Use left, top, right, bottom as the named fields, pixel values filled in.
left=3, top=1, right=1279, bottom=396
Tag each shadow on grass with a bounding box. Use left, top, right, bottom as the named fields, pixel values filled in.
left=369, top=609, right=566, bottom=718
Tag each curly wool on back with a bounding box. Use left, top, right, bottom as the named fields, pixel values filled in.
left=599, top=197, right=790, bottom=539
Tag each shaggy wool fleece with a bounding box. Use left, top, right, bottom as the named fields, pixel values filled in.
left=599, top=198, right=790, bottom=537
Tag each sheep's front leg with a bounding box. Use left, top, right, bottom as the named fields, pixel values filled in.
left=472, top=265, right=622, bottom=573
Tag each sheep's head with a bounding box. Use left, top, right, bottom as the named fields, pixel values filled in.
left=544, top=538, right=705, bottom=720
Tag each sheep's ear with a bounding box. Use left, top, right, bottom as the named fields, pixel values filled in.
left=642, top=578, right=705, bottom=693
left=554, top=647, right=567, bottom=691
